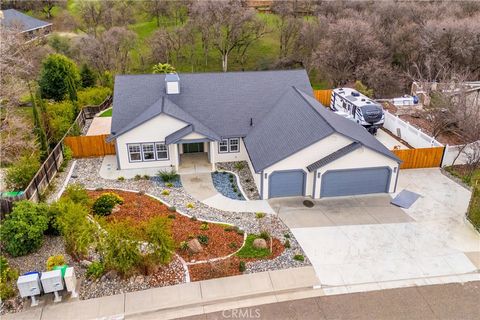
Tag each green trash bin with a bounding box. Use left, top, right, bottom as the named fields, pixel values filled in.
left=53, top=265, right=68, bottom=277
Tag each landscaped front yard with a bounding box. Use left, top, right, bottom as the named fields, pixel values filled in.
left=0, top=157, right=307, bottom=315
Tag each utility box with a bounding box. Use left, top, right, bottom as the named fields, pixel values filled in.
left=41, top=270, right=64, bottom=302
left=17, top=273, right=42, bottom=307
left=64, top=267, right=78, bottom=298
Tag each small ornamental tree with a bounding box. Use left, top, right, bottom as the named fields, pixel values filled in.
left=0, top=201, right=49, bottom=257
left=144, top=216, right=174, bottom=265
left=38, top=54, right=80, bottom=101
left=80, top=64, right=96, bottom=88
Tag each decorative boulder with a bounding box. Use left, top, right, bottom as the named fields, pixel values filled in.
left=253, top=238, right=267, bottom=249
left=187, top=239, right=203, bottom=253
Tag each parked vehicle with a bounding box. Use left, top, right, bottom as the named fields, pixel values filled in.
left=330, top=88, right=384, bottom=134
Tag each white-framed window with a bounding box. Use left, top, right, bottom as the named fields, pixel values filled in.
left=229, top=138, right=239, bottom=152
left=128, top=144, right=142, bottom=162
left=142, top=143, right=155, bottom=161
left=155, top=143, right=168, bottom=160
left=219, top=139, right=229, bottom=153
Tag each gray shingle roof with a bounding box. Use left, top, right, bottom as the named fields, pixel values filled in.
left=1, top=9, right=51, bottom=32
left=306, top=142, right=361, bottom=172
left=165, top=125, right=193, bottom=144
left=244, top=87, right=335, bottom=172
left=111, top=70, right=312, bottom=138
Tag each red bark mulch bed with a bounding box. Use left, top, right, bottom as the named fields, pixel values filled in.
left=188, top=238, right=285, bottom=282
left=87, top=190, right=243, bottom=262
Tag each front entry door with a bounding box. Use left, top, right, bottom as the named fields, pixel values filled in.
left=183, top=142, right=204, bottom=153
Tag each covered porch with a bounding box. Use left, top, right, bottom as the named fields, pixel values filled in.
left=177, top=141, right=214, bottom=174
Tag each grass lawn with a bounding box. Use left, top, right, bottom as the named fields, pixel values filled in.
left=236, top=234, right=271, bottom=259
left=446, top=165, right=480, bottom=230
left=99, top=108, right=112, bottom=117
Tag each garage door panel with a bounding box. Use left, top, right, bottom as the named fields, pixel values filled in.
left=269, top=170, right=305, bottom=198
left=321, top=167, right=390, bottom=197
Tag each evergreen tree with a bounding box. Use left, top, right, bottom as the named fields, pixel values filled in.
left=38, top=54, right=80, bottom=101
left=30, top=91, right=49, bottom=160
left=80, top=64, right=96, bottom=88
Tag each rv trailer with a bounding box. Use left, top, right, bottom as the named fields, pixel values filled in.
left=330, top=88, right=385, bottom=134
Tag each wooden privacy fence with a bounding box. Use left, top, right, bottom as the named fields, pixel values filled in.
left=1, top=96, right=112, bottom=215
left=393, top=147, right=445, bottom=169
left=64, top=134, right=115, bottom=157
left=313, top=89, right=333, bottom=107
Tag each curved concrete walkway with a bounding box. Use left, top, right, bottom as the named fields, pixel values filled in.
left=181, top=173, right=274, bottom=214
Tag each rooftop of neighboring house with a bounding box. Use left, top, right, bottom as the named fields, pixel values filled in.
left=0, top=9, right=52, bottom=33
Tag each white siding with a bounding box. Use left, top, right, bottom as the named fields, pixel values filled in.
left=212, top=139, right=249, bottom=163
left=116, top=114, right=186, bottom=169
left=260, top=133, right=399, bottom=199
left=181, top=132, right=207, bottom=140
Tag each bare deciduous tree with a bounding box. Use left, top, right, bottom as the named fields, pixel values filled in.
left=77, top=27, right=137, bottom=74
left=271, top=1, right=301, bottom=59
left=190, top=0, right=266, bottom=72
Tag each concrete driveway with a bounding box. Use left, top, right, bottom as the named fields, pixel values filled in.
left=271, top=169, right=480, bottom=293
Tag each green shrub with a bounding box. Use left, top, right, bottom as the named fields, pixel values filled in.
left=165, top=182, right=174, bottom=188
left=92, top=192, right=124, bottom=216
left=186, top=203, right=194, bottom=209
left=80, top=64, right=96, bottom=88
left=284, top=239, right=291, bottom=249
left=234, top=162, right=245, bottom=171
left=259, top=230, right=270, bottom=241
left=239, top=261, right=246, bottom=272
left=0, top=256, right=19, bottom=300
left=143, top=216, right=174, bottom=265
left=224, top=225, right=235, bottom=232
left=63, top=145, right=73, bottom=162
left=0, top=201, right=49, bottom=257
left=134, top=174, right=142, bottom=181
left=5, top=155, right=40, bottom=190
left=46, top=255, right=66, bottom=271
left=167, top=214, right=176, bottom=219
left=255, top=212, right=265, bottom=219
left=200, top=222, right=209, bottom=230
left=77, top=86, right=111, bottom=106
left=179, top=241, right=189, bottom=251
left=229, top=242, right=238, bottom=249
left=284, top=233, right=291, bottom=239
left=157, top=169, right=179, bottom=182
left=168, top=206, right=176, bottom=212
left=117, top=176, right=125, bottom=181
left=236, top=229, right=245, bottom=236
left=143, top=175, right=150, bottom=180
left=233, top=187, right=238, bottom=193
left=47, top=100, right=75, bottom=142
left=236, top=234, right=270, bottom=259
left=197, top=235, right=209, bottom=245
left=48, top=34, right=71, bottom=56
left=55, top=199, right=96, bottom=258
left=161, top=190, right=170, bottom=196
left=86, top=261, right=105, bottom=279
left=100, top=222, right=142, bottom=277
left=229, top=174, right=233, bottom=178
left=293, top=254, right=305, bottom=262
left=39, top=54, right=80, bottom=101
left=190, top=215, right=197, bottom=221
left=63, top=183, right=90, bottom=205
left=237, top=193, right=242, bottom=197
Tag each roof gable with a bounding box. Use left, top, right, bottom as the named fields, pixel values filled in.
left=1, top=9, right=51, bottom=32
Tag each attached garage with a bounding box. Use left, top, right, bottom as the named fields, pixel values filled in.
left=269, top=170, right=306, bottom=198
left=320, top=167, right=391, bottom=197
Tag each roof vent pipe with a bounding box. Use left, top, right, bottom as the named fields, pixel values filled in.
left=250, top=118, right=253, bottom=126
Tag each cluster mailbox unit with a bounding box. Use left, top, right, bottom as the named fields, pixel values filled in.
left=16, top=273, right=42, bottom=307
left=41, top=270, right=64, bottom=302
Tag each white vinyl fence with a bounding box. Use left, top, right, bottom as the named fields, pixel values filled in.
left=442, top=141, right=480, bottom=167
left=383, top=110, right=443, bottom=148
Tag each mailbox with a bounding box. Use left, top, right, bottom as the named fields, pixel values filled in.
left=64, top=267, right=78, bottom=298
left=41, top=270, right=64, bottom=302
left=17, top=273, right=42, bottom=307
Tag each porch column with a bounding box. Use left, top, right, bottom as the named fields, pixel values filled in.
left=209, top=141, right=216, bottom=171
left=173, top=144, right=180, bottom=171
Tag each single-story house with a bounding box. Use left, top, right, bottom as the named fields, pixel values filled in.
left=108, top=70, right=401, bottom=199
left=0, top=9, right=52, bottom=39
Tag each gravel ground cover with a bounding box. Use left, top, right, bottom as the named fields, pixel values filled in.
left=216, top=162, right=260, bottom=200
left=1, top=157, right=309, bottom=314
left=211, top=172, right=245, bottom=200
left=70, top=158, right=310, bottom=275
